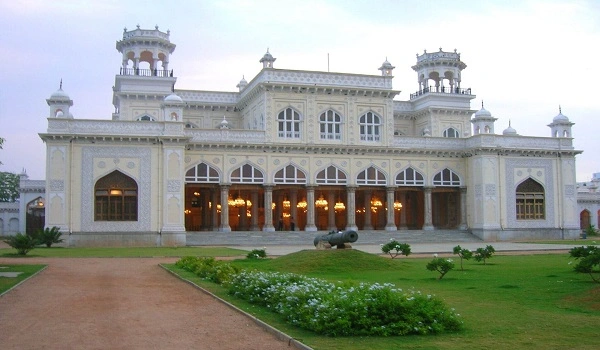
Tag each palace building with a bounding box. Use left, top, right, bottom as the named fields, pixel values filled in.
left=36, top=25, right=581, bottom=246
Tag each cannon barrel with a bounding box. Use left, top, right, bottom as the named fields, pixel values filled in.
left=314, top=230, right=358, bottom=247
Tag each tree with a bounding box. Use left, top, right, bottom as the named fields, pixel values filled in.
left=569, top=246, right=600, bottom=283
left=381, top=239, right=411, bottom=259
left=474, top=245, right=496, bottom=265
left=453, top=245, right=473, bottom=271
left=37, top=226, right=64, bottom=248
left=426, top=258, right=455, bottom=280
left=0, top=136, right=4, bottom=165
left=3, top=233, right=38, bottom=255
left=0, top=171, right=20, bottom=202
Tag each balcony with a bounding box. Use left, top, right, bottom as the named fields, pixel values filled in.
left=119, top=67, right=173, bottom=78
left=410, top=86, right=472, bottom=99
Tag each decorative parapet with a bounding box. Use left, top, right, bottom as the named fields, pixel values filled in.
left=19, top=180, right=46, bottom=192
left=46, top=119, right=181, bottom=136
left=466, top=134, right=574, bottom=150
left=391, top=136, right=466, bottom=150
left=185, top=129, right=266, bottom=143
left=241, top=69, right=393, bottom=100
left=393, top=101, right=413, bottom=112
left=577, top=192, right=600, bottom=204
left=121, top=26, right=170, bottom=41
left=416, top=50, right=461, bottom=63
left=177, top=90, right=239, bottom=104
left=0, top=202, right=19, bottom=212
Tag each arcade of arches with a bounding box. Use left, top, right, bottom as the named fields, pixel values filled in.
left=183, top=184, right=466, bottom=232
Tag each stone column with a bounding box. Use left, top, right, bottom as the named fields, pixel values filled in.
left=305, top=185, right=317, bottom=232
left=250, top=190, right=259, bottom=231
left=459, top=187, right=468, bottom=230
left=211, top=189, right=218, bottom=230
left=219, top=184, right=231, bottom=232
left=423, top=186, right=434, bottom=231
left=328, top=191, right=336, bottom=231
left=398, top=191, right=408, bottom=230
left=363, top=190, right=373, bottom=230
left=346, top=185, right=358, bottom=231
left=385, top=187, right=397, bottom=231
left=263, top=185, right=275, bottom=232
left=290, top=189, right=298, bottom=231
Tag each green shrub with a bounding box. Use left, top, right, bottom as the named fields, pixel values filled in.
left=426, top=257, right=455, bottom=280
left=37, top=226, right=64, bottom=247
left=381, top=239, right=411, bottom=259
left=175, top=256, right=240, bottom=284
left=474, top=245, right=495, bottom=265
left=3, top=233, right=38, bottom=255
left=569, top=245, right=600, bottom=283
left=453, top=245, right=473, bottom=270
left=585, top=225, right=598, bottom=237
left=246, top=248, right=267, bottom=259
left=228, top=270, right=463, bottom=336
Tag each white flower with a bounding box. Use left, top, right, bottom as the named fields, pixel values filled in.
left=433, top=253, right=438, bottom=258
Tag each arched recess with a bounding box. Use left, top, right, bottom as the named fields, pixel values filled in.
left=318, top=109, right=343, bottom=140
left=432, top=168, right=462, bottom=228
left=515, top=178, right=545, bottom=220
left=94, top=170, right=138, bottom=221
left=580, top=210, right=591, bottom=230
left=26, top=197, right=45, bottom=235
left=395, top=167, right=425, bottom=229
left=184, top=162, right=221, bottom=232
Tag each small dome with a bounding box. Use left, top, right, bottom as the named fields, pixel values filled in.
left=50, top=88, right=70, bottom=100
left=238, top=76, right=247, bottom=85
left=503, top=121, right=518, bottom=135
left=380, top=59, right=394, bottom=70
left=553, top=111, right=569, bottom=123
left=261, top=50, right=274, bottom=62
left=164, top=93, right=183, bottom=102
left=218, top=116, right=231, bottom=129
left=474, top=106, right=491, bottom=117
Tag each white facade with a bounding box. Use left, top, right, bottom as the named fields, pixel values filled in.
left=37, top=26, right=582, bottom=246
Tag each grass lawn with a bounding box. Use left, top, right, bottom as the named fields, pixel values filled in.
left=0, top=264, right=46, bottom=295
left=165, top=250, right=600, bottom=350
left=0, top=246, right=247, bottom=258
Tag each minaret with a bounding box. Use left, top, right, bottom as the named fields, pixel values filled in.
left=548, top=106, right=574, bottom=138
left=259, top=49, right=276, bottom=68
left=116, top=25, right=176, bottom=76
left=411, top=48, right=467, bottom=93
left=471, top=101, right=497, bottom=135
left=236, top=76, right=248, bottom=92
left=378, top=58, right=395, bottom=77
left=46, top=80, right=73, bottom=118
left=113, top=25, right=177, bottom=120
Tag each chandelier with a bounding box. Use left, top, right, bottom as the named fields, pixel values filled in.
left=283, top=199, right=291, bottom=209
left=394, top=201, right=403, bottom=210
left=334, top=201, right=345, bottom=211
left=246, top=199, right=252, bottom=208
left=371, top=198, right=383, bottom=207
left=297, top=199, right=307, bottom=209
left=315, top=194, right=328, bottom=208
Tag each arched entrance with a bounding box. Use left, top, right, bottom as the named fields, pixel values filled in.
left=580, top=210, right=591, bottom=230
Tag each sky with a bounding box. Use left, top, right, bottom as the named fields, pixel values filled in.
left=1, top=0, right=599, bottom=181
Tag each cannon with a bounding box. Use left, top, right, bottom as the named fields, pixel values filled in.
left=314, top=230, right=358, bottom=249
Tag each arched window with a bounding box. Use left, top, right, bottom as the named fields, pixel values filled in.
left=396, top=167, right=425, bottom=186
left=94, top=170, right=138, bottom=221
left=316, top=166, right=347, bottom=184
left=359, top=112, right=381, bottom=142
left=274, top=165, right=307, bottom=184
left=319, top=110, right=342, bottom=140
left=516, top=178, right=545, bottom=220
left=185, top=163, right=220, bottom=183
left=230, top=164, right=264, bottom=183
left=433, top=168, right=461, bottom=186
left=357, top=166, right=387, bottom=185
left=277, top=107, right=301, bottom=139
left=443, top=127, right=459, bottom=138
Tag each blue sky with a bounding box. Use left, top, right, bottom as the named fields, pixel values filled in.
left=1, top=0, right=598, bottom=181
